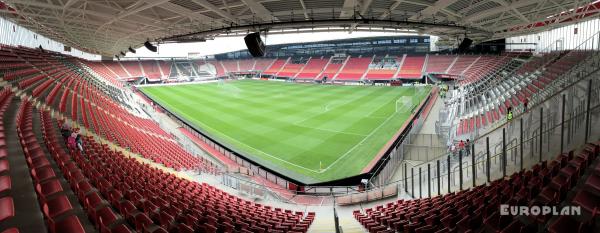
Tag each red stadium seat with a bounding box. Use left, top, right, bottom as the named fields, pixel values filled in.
left=42, top=195, right=73, bottom=219
left=0, top=159, right=9, bottom=174
left=35, top=179, right=63, bottom=198
left=548, top=216, right=593, bottom=233
left=110, top=224, right=133, bottom=233
left=0, top=196, right=15, bottom=223
left=49, top=215, right=85, bottom=233
left=30, top=166, right=56, bottom=183
left=0, top=175, right=11, bottom=193
left=0, top=228, right=19, bottom=233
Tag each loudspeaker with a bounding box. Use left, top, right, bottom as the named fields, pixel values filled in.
left=244, top=32, right=265, bottom=57
left=144, top=41, right=158, bottom=52
left=128, top=47, right=136, bottom=53
left=458, top=38, right=472, bottom=52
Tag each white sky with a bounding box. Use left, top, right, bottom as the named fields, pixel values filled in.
left=125, top=31, right=425, bottom=58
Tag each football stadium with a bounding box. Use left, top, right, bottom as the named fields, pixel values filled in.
left=0, top=0, right=599, bottom=233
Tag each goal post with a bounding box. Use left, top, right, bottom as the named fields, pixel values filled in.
left=396, top=96, right=415, bottom=113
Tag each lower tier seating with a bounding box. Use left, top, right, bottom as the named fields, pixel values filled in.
left=354, top=143, right=600, bottom=233
left=37, top=108, right=315, bottom=233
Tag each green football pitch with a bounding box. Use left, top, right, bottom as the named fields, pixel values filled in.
left=141, top=80, right=431, bottom=183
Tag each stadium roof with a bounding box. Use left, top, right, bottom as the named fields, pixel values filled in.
left=0, top=0, right=598, bottom=57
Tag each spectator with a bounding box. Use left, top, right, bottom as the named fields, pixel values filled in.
left=523, top=98, right=529, bottom=112
left=60, top=120, right=71, bottom=141
left=67, top=131, right=77, bottom=150
left=507, top=107, right=514, bottom=122
left=75, top=129, right=83, bottom=153
left=465, top=139, right=471, bottom=156
left=458, top=140, right=465, bottom=153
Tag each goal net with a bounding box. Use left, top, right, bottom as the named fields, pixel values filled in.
left=396, top=96, right=415, bottom=113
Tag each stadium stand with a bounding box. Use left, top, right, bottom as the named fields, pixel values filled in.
left=221, top=60, right=240, bottom=73
left=208, top=61, right=226, bottom=77
left=80, top=61, right=124, bottom=87
left=101, top=61, right=129, bottom=79
left=397, top=56, right=426, bottom=79
left=356, top=145, right=600, bottom=233
left=78, top=54, right=523, bottom=83
left=316, top=59, right=343, bottom=81
left=2, top=1, right=600, bottom=231
left=278, top=60, right=306, bottom=78
left=446, top=55, right=478, bottom=76
left=364, top=57, right=400, bottom=80
left=295, top=58, right=329, bottom=79
left=157, top=60, right=171, bottom=79
left=238, top=59, right=256, bottom=71
left=262, top=59, right=287, bottom=76
left=0, top=43, right=315, bottom=233
left=425, top=55, right=456, bottom=74
left=254, top=59, right=276, bottom=72
left=140, top=61, right=162, bottom=81
left=335, top=57, right=372, bottom=81
left=456, top=50, right=592, bottom=135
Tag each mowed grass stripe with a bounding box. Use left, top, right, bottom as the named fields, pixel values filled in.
left=141, top=80, right=430, bottom=183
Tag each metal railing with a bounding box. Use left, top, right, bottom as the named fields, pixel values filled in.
left=334, top=71, right=599, bottom=205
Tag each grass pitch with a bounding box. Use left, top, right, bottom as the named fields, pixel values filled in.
left=141, top=80, right=431, bottom=183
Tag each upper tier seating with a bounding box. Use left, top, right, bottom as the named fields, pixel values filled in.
left=296, top=58, right=328, bottom=79
left=335, top=57, right=371, bottom=81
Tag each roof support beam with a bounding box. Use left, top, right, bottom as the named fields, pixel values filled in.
left=97, top=0, right=171, bottom=31
left=349, top=0, right=374, bottom=32
left=461, top=0, right=539, bottom=24
left=189, top=0, right=236, bottom=22
left=379, top=0, right=404, bottom=19
left=493, top=0, right=530, bottom=23
left=240, top=0, right=276, bottom=21
left=409, top=0, right=459, bottom=21
left=63, top=0, right=79, bottom=9
left=340, top=0, right=356, bottom=19
left=298, top=0, right=309, bottom=20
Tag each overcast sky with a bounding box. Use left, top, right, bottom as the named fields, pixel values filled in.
left=125, top=31, right=424, bottom=58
